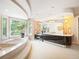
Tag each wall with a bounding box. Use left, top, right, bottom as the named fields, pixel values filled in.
left=63, top=16, right=74, bottom=34
left=33, top=20, right=41, bottom=34
left=73, top=16, right=79, bottom=43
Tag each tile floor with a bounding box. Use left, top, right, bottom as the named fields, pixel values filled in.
left=27, top=40, right=79, bottom=59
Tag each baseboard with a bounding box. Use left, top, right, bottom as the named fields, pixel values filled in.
left=72, top=40, right=79, bottom=45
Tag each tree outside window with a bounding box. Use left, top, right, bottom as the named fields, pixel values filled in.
left=10, top=18, right=27, bottom=37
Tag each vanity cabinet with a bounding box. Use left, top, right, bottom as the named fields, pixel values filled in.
left=40, top=34, right=72, bottom=46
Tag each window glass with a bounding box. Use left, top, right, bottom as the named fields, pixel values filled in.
left=2, top=16, right=7, bottom=39
left=10, top=18, right=28, bottom=37
left=0, top=16, right=29, bottom=40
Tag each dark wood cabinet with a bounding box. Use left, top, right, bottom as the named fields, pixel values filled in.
left=39, top=34, right=72, bottom=46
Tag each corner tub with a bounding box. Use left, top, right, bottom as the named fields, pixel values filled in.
left=0, top=37, right=31, bottom=59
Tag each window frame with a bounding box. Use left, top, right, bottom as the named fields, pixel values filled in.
left=0, top=15, right=29, bottom=40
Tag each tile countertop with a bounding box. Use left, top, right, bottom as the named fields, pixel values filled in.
left=0, top=37, right=28, bottom=58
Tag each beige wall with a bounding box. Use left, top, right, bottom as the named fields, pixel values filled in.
left=33, top=20, right=41, bottom=34
left=73, top=16, right=79, bottom=43
left=63, top=16, right=74, bottom=34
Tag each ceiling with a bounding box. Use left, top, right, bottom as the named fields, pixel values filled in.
left=0, top=0, right=30, bottom=19
left=0, top=0, right=79, bottom=20
left=29, top=0, right=79, bottom=19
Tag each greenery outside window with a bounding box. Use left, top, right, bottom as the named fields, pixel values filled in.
left=0, top=16, right=29, bottom=40
left=10, top=18, right=27, bottom=38
left=2, top=16, right=7, bottom=39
